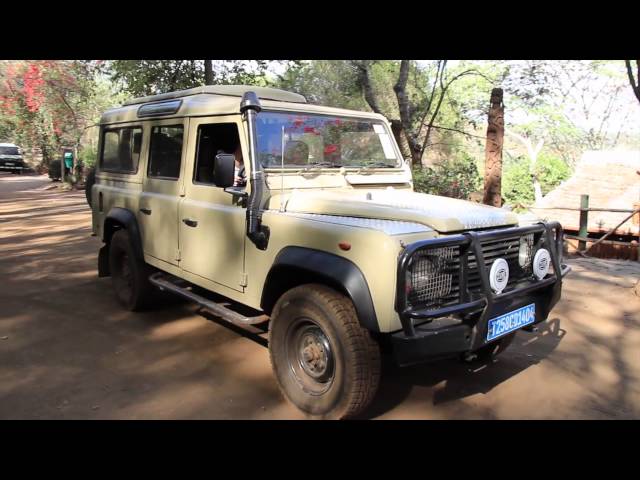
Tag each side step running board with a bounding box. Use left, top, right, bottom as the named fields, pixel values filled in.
left=149, top=273, right=269, bottom=326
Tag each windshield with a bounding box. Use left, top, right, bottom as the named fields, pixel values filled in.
left=256, top=112, right=400, bottom=169
left=0, top=146, right=20, bottom=156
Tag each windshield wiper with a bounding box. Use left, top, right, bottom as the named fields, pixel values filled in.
left=304, top=162, right=343, bottom=168
left=359, top=161, right=396, bottom=168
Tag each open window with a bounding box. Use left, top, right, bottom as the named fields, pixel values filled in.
left=194, top=123, right=241, bottom=185
left=148, top=125, right=184, bottom=180
left=100, top=126, right=142, bottom=173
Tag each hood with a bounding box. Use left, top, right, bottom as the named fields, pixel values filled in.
left=277, top=189, right=518, bottom=232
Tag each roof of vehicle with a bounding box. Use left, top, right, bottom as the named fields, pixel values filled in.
left=0, top=143, right=19, bottom=147
left=100, top=85, right=388, bottom=125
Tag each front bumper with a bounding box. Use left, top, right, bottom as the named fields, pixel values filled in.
left=0, top=164, right=24, bottom=171
left=391, top=221, right=570, bottom=366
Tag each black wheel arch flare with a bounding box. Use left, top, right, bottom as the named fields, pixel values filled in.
left=261, top=246, right=380, bottom=332
left=99, top=208, right=144, bottom=277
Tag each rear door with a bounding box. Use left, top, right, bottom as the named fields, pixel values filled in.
left=179, top=116, right=247, bottom=292
left=139, top=119, right=188, bottom=266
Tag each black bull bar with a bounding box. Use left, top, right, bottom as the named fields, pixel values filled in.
left=392, top=221, right=571, bottom=366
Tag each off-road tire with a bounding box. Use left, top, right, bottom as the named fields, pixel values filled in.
left=268, top=284, right=381, bottom=420
left=109, top=229, right=155, bottom=311
left=474, top=332, right=516, bottom=362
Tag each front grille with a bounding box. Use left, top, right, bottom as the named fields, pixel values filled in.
left=466, top=234, right=536, bottom=294
left=406, top=231, right=543, bottom=310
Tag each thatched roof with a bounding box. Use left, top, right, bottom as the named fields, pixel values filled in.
left=530, top=151, right=640, bottom=235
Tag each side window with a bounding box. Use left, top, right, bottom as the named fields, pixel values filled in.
left=194, top=123, right=241, bottom=185
left=100, top=126, right=142, bottom=173
left=148, top=125, right=184, bottom=179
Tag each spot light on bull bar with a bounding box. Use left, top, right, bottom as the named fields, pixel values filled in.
left=533, top=248, right=551, bottom=280
left=489, top=258, right=509, bottom=294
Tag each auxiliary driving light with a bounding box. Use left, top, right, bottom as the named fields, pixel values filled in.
left=489, top=258, right=510, bottom=294
left=533, top=248, right=551, bottom=280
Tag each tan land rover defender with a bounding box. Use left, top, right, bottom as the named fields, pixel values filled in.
left=89, top=85, right=570, bottom=419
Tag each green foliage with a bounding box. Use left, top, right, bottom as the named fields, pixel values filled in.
left=412, top=153, right=482, bottom=199
left=78, top=145, right=97, bottom=168
left=502, top=157, right=535, bottom=207
left=107, top=60, right=287, bottom=97
left=502, top=154, right=572, bottom=207
left=535, top=153, right=571, bottom=194
left=276, top=60, right=368, bottom=110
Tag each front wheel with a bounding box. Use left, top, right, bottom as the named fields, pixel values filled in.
left=268, top=284, right=381, bottom=420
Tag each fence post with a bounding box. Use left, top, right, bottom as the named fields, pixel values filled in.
left=578, top=194, right=589, bottom=252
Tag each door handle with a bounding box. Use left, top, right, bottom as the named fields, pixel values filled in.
left=182, top=218, right=198, bottom=227
left=139, top=208, right=152, bottom=215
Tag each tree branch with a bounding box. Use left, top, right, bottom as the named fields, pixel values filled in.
left=354, top=61, right=383, bottom=114
left=428, top=124, right=486, bottom=140
left=420, top=67, right=490, bottom=152
left=625, top=60, right=640, bottom=103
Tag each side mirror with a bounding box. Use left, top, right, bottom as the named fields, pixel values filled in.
left=214, top=153, right=235, bottom=188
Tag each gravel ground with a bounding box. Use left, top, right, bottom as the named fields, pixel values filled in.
left=1, top=173, right=639, bottom=419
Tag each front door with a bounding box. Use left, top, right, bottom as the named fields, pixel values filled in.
left=179, top=116, right=247, bottom=292
left=139, top=119, right=187, bottom=266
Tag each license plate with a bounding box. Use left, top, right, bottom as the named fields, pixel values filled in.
left=486, top=303, right=535, bottom=341
left=5, top=162, right=14, bottom=166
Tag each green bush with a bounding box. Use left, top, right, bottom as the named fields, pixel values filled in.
left=79, top=146, right=97, bottom=168
left=502, top=157, right=535, bottom=207
left=413, top=153, right=482, bottom=200
left=536, top=153, right=571, bottom=195
left=502, top=154, right=571, bottom=208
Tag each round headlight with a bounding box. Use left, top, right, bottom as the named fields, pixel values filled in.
left=533, top=248, right=551, bottom=280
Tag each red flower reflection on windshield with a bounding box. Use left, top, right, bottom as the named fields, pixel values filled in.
left=324, top=144, right=338, bottom=154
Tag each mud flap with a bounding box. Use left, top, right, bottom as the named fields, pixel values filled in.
left=98, top=244, right=110, bottom=277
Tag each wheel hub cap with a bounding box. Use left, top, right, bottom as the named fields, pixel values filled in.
left=297, top=326, right=333, bottom=382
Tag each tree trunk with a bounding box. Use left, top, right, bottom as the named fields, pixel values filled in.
left=394, top=60, right=422, bottom=166
left=204, top=60, right=214, bottom=85
left=483, top=88, right=504, bottom=207
left=390, top=120, right=412, bottom=163
left=527, top=140, right=544, bottom=203
left=533, top=178, right=543, bottom=202
left=625, top=60, right=640, bottom=104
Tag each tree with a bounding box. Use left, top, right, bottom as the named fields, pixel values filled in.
left=505, top=128, right=545, bottom=202
left=353, top=60, right=495, bottom=167
left=483, top=88, right=504, bottom=207
left=0, top=60, right=124, bottom=167
left=106, top=60, right=289, bottom=97
left=204, top=60, right=214, bottom=85
left=625, top=60, right=640, bottom=104
left=502, top=60, right=638, bottom=158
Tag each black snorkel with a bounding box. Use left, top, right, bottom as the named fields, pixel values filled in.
left=240, top=91, right=270, bottom=250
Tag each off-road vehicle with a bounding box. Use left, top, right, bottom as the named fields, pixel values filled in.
left=0, top=143, right=25, bottom=173
left=89, top=85, right=570, bottom=419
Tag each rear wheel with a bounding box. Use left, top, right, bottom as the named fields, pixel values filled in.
left=109, top=229, right=155, bottom=311
left=268, top=284, right=381, bottom=419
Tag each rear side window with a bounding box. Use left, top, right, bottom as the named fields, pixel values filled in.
left=100, top=127, right=142, bottom=173
left=148, top=125, right=184, bottom=179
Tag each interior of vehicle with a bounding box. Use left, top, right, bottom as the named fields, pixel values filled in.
left=195, top=123, right=241, bottom=185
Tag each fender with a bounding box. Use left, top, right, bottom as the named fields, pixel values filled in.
left=261, top=246, right=380, bottom=332
left=103, top=207, right=144, bottom=260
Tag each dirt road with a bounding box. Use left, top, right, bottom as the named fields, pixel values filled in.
left=1, top=172, right=639, bottom=419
